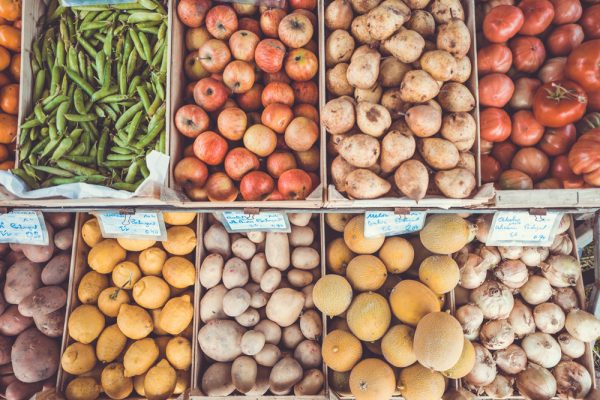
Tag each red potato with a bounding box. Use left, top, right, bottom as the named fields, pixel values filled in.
left=3, top=260, right=42, bottom=305
left=11, top=328, right=60, bottom=383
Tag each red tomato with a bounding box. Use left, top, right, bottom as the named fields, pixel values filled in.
left=518, top=0, right=555, bottom=35
left=532, top=80, right=588, bottom=128
left=568, top=129, right=600, bottom=175
left=550, top=0, right=582, bottom=25
left=510, top=77, right=542, bottom=110
left=565, top=40, right=600, bottom=92
left=546, top=24, right=584, bottom=56
left=511, top=110, right=545, bottom=146
left=587, top=90, right=600, bottom=112
left=481, top=107, right=512, bottom=142
left=477, top=44, right=513, bottom=75
left=479, top=73, right=515, bottom=108
left=483, top=5, right=525, bottom=43
left=492, top=141, right=518, bottom=169
left=510, top=36, right=546, bottom=73
left=551, top=155, right=578, bottom=180
left=498, top=169, right=534, bottom=189
left=538, top=57, right=566, bottom=83
left=481, top=154, right=502, bottom=183
left=511, top=147, right=550, bottom=181
left=538, top=124, right=577, bottom=156
left=581, top=4, right=600, bottom=39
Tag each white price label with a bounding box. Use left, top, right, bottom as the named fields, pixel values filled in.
left=221, top=211, right=290, bottom=232
left=96, top=212, right=167, bottom=240
left=487, top=211, right=562, bottom=246
left=0, top=211, right=49, bottom=245
left=364, top=211, right=426, bottom=238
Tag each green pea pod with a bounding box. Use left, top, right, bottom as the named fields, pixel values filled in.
left=103, top=160, right=131, bottom=168
left=152, top=76, right=165, bottom=101
left=67, top=46, right=79, bottom=74
left=94, top=105, right=106, bottom=118
left=50, top=64, right=60, bottom=94
left=146, top=95, right=161, bottom=117
left=48, top=5, right=66, bottom=23
left=56, top=101, right=70, bottom=133
left=103, top=27, right=113, bottom=59
left=56, top=160, right=99, bottom=176
left=126, top=111, right=143, bottom=144
left=30, top=137, right=50, bottom=155
left=31, top=164, right=74, bottom=178
left=124, top=158, right=140, bottom=183
left=66, top=68, right=95, bottom=96
left=78, top=51, right=87, bottom=79
left=136, top=86, right=151, bottom=112
left=95, top=52, right=105, bottom=84
left=113, top=135, right=128, bottom=148
left=137, top=26, right=160, bottom=36
left=48, top=123, right=58, bottom=141
left=135, top=119, right=164, bottom=149
left=70, top=128, right=84, bottom=141
left=139, top=0, right=159, bottom=10
left=101, top=60, right=112, bottom=90
left=33, top=39, right=43, bottom=67
left=33, top=103, right=47, bottom=124
left=66, top=155, right=94, bottom=164
left=65, top=114, right=97, bottom=123
left=111, top=180, right=141, bottom=192
left=138, top=31, right=152, bottom=62
left=69, top=142, right=86, bottom=157
left=76, top=36, right=98, bottom=58
left=21, top=118, right=42, bottom=130
left=60, top=73, right=69, bottom=95
left=40, top=139, right=60, bottom=159
left=18, top=140, right=32, bottom=162
left=127, top=76, right=142, bottom=97
left=33, top=70, right=46, bottom=103
left=128, top=29, right=147, bottom=61
left=127, top=12, right=163, bottom=24
left=80, top=20, right=109, bottom=31
left=116, top=101, right=144, bottom=130
left=74, top=88, right=87, bottom=115
left=100, top=94, right=130, bottom=104
left=81, top=10, right=99, bottom=23
left=12, top=168, right=38, bottom=189
left=148, top=103, right=166, bottom=132
left=158, top=22, right=167, bottom=41
left=91, top=86, right=118, bottom=103
left=111, top=146, right=134, bottom=155
left=55, top=38, right=65, bottom=67
left=140, top=161, right=150, bottom=179
left=107, top=154, right=134, bottom=161
left=98, top=104, right=118, bottom=121
left=158, top=129, right=166, bottom=153
left=118, top=61, right=127, bottom=96
left=126, top=49, right=138, bottom=79
left=97, top=129, right=108, bottom=165
left=50, top=137, right=74, bottom=162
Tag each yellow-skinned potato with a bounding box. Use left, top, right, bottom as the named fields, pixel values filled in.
left=166, top=337, right=192, bottom=370
left=88, top=239, right=126, bottom=274
left=163, top=212, right=196, bottom=226
left=96, top=324, right=127, bottom=363
left=132, top=276, right=170, bottom=309
left=162, top=226, right=196, bottom=256
left=158, top=295, right=194, bottom=335
left=117, top=238, right=156, bottom=252
left=65, top=377, right=101, bottom=400
left=111, top=261, right=142, bottom=289
left=82, top=218, right=102, bottom=248
left=139, top=247, right=167, bottom=276
left=123, top=338, right=159, bottom=377
left=68, top=305, right=105, bottom=344
left=117, top=304, right=153, bottom=339
left=144, top=360, right=177, bottom=400
left=101, top=363, right=133, bottom=400
left=162, top=257, right=196, bottom=289
left=78, top=271, right=109, bottom=305
left=61, top=343, right=97, bottom=375
left=97, top=287, right=130, bottom=318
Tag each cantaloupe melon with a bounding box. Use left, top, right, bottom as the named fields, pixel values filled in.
left=389, top=280, right=441, bottom=326
left=378, top=237, right=414, bottom=274
left=418, top=255, right=460, bottom=294
left=442, top=338, right=475, bottom=379
left=419, top=215, right=475, bottom=254
left=327, top=238, right=355, bottom=275
left=322, top=330, right=363, bottom=372
left=413, top=311, right=464, bottom=371
left=381, top=325, right=417, bottom=368
left=346, top=255, right=387, bottom=291
left=349, top=358, right=396, bottom=400
left=343, top=216, right=384, bottom=254
left=398, top=363, right=446, bottom=400
left=312, top=275, right=353, bottom=317
left=326, top=213, right=353, bottom=232
left=346, top=292, right=391, bottom=341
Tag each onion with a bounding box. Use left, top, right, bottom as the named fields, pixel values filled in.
left=479, top=319, right=514, bottom=350
left=557, top=332, right=585, bottom=359
left=565, top=309, right=600, bottom=343
left=533, top=303, right=565, bottom=334
left=464, top=343, right=497, bottom=388
left=456, top=304, right=484, bottom=341
left=477, top=245, right=501, bottom=267
left=549, top=233, right=573, bottom=255
left=553, top=287, right=579, bottom=312
left=522, top=332, right=562, bottom=368
left=555, top=214, right=571, bottom=234
left=539, top=255, right=580, bottom=287
left=538, top=57, right=567, bottom=83
left=475, top=215, right=492, bottom=243
left=470, top=281, right=514, bottom=320
left=519, top=275, right=553, bottom=305
left=498, top=246, right=523, bottom=260
left=494, top=259, right=529, bottom=289
left=553, top=361, right=592, bottom=399
left=516, top=363, right=557, bottom=400
left=520, top=247, right=549, bottom=267
left=442, top=389, right=476, bottom=400
left=484, top=375, right=513, bottom=399
left=458, top=254, right=490, bottom=289
left=454, top=285, right=470, bottom=307
left=495, top=344, right=527, bottom=375
left=508, top=300, right=536, bottom=338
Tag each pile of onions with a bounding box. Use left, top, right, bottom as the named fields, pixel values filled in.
left=553, top=361, right=592, bottom=399
left=477, top=245, right=501, bottom=266
left=471, top=281, right=514, bottom=320
left=464, top=343, right=497, bottom=389
left=458, top=253, right=490, bottom=289
left=565, top=309, right=600, bottom=343
left=557, top=332, right=585, bottom=359
left=540, top=255, right=581, bottom=287
left=456, top=304, right=484, bottom=341
left=521, top=332, right=561, bottom=369
left=475, top=215, right=492, bottom=243
left=494, top=259, right=528, bottom=289
left=507, top=300, right=535, bottom=338
left=533, top=303, right=565, bottom=334
left=550, top=233, right=573, bottom=255
left=553, top=287, right=579, bottom=312
left=556, top=214, right=571, bottom=234
left=494, top=344, right=527, bottom=375
left=516, top=363, right=557, bottom=400
left=498, top=246, right=523, bottom=260
left=519, top=275, right=552, bottom=305
left=484, top=375, right=513, bottom=399
left=520, top=246, right=549, bottom=267
left=479, top=320, right=515, bottom=350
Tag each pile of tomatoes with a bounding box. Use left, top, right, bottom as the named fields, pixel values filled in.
left=173, top=0, right=320, bottom=202
left=478, top=0, right=600, bottom=189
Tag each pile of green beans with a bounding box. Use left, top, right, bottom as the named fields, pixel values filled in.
left=14, top=0, right=168, bottom=192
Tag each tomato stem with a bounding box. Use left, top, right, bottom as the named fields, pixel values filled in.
left=545, top=82, right=587, bottom=104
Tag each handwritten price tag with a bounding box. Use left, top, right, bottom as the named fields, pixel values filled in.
left=364, top=211, right=426, bottom=238
left=0, top=211, right=49, bottom=245
left=96, top=212, right=167, bottom=240
left=487, top=211, right=562, bottom=246
left=221, top=211, right=290, bottom=233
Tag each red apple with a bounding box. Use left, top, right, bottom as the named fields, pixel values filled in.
left=290, top=0, right=316, bottom=10
left=268, top=189, right=285, bottom=200
left=262, top=82, right=294, bottom=107
left=218, top=107, right=247, bottom=141
left=185, top=81, right=197, bottom=101
left=224, top=147, right=260, bottom=180
left=240, top=171, right=275, bottom=200
left=175, top=104, right=210, bottom=138
left=260, top=8, right=286, bottom=38
left=233, top=2, right=257, bottom=16
left=295, top=146, right=319, bottom=172
left=184, top=52, right=210, bottom=81
left=174, top=157, right=209, bottom=187
left=263, top=71, right=291, bottom=85
left=194, top=77, right=229, bottom=111
left=206, top=172, right=239, bottom=201
left=183, top=144, right=195, bottom=157
left=177, top=0, right=211, bottom=28
left=261, top=103, right=294, bottom=134
left=193, top=131, right=229, bottom=165
left=223, top=60, right=256, bottom=94
left=292, top=9, right=317, bottom=28
left=285, top=116, right=318, bottom=151
left=239, top=18, right=262, bottom=37
left=198, top=39, right=231, bottom=73
left=229, top=30, right=260, bottom=62
left=292, top=81, right=318, bottom=105
left=308, top=171, right=319, bottom=190
left=205, top=5, right=238, bottom=39
left=254, top=39, right=286, bottom=73
left=267, top=151, right=298, bottom=178
left=185, top=27, right=212, bottom=51
left=285, top=48, right=318, bottom=81
left=236, top=83, right=263, bottom=111
left=293, top=103, right=319, bottom=122
left=186, top=185, right=209, bottom=201
left=278, top=168, right=313, bottom=200
left=278, top=13, right=313, bottom=49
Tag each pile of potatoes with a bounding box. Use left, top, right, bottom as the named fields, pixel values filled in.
left=59, top=212, right=198, bottom=400
left=198, top=213, right=324, bottom=396
left=0, top=213, right=74, bottom=400
left=324, top=0, right=478, bottom=200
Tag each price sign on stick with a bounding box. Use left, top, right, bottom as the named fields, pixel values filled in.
left=486, top=211, right=562, bottom=246
left=96, top=211, right=167, bottom=240
left=221, top=211, right=290, bottom=233
left=0, top=211, right=49, bottom=245
left=364, top=211, right=426, bottom=238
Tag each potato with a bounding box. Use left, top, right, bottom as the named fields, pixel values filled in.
left=394, top=160, right=429, bottom=200
left=254, top=343, right=281, bottom=367
left=18, top=286, right=66, bottom=318
left=289, top=226, right=314, bottom=247
left=0, top=335, right=13, bottom=365
left=200, top=254, right=224, bottom=289
left=266, top=288, right=305, bottom=327
left=235, top=308, right=260, bottom=327
left=250, top=253, right=268, bottom=284
left=41, top=253, right=70, bottom=285
left=379, top=58, right=411, bottom=88
left=302, top=285, right=315, bottom=309
left=400, top=70, right=439, bottom=103
left=299, top=310, right=322, bottom=340
left=405, top=105, right=442, bottom=138
left=53, top=228, right=73, bottom=251
left=66, top=377, right=102, bottom=400
left=222, top=257, right=249, bottom=289
left=20, top=225, right=55, bottom=263
left=204, top=224, right=231, bottom=258
left=4, top=260, right=42, bottom=305
left=46, top=212, right=73, bottom=229
left=347, top=50, right=381, bottom=89
left=419, top=137, right=459, bottom=170
left=381, top=88, right=409, bottom=119
left=435, top=168, right=476, bottom=199
left=6, top=381, right=44, bottom=400
left=458, top=152, right=476, bottom=175
left=265, top=233, right=290, bottom=271
left=345, top=169, right=391, bottom=199
left=441, top=112, right=476, bottom=151
left=288, top=213, right=312, bottom=227
left=404, top=0, right=430, bottom=8
left=139, top=247, right=167, bottom=276
left=12, top=328, right=60, bottom=383
left=452, top=56, right=472, bottom=83
left=62, top=342, right=97, bottom=375
left=96, top=324, right=127, bottom=363
left=294, top=340, right=322, bottom=369
left=294, top=369, right=325, bottom=396
left=198, top=319, right=245, bottom=362
left=246, top=283, right=269, bottom=308
left=291, top=247, right=320, bottom=270
left=231, top=238, right=256, bottom=261
left=407, top=10, right=435, bottom=38
left=431, top=0, right=464, bottom=23
left=350, top=14, right=376, bottom=44
left=260, top=268, right=282, bottom=294
left=331, top=155, right=356, bottom=193
left=351, top=0, right=381, bottom=13
left=288, top=269, right=313, bottom=288
left=338, top=134, right=380, bottom=168
left=326, top=30, right=355, bottom=66
left=437, top=82, right=475, bottom=112
left=366, top=0, right=411, bottom=40
left=255, top=320, right=281, bottom=345
left=437, top=19, right=470, bottom=58
left=232, top=356, right=257, bottom=393
left=269, top=357, right=303, bottom=392
left=201, top=362, right=234, bottom=396
left=383, top=29, right=425, bottom=63
left=327, top=64, right=354, bottom=97
left=223, top=288, right=251, bottom=317
left=241, top=331, right=266, bottom=356
left=282, top=324, right=304, bottom=349
left=247, top=231, right=265, bottom=244
left=420, top=50, right=457, bottom=82
left=380, top=129, right=416, bottom=173
left=356, top=102, right=391, bottom=138
left=0, top=305, right=33, bottom=336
